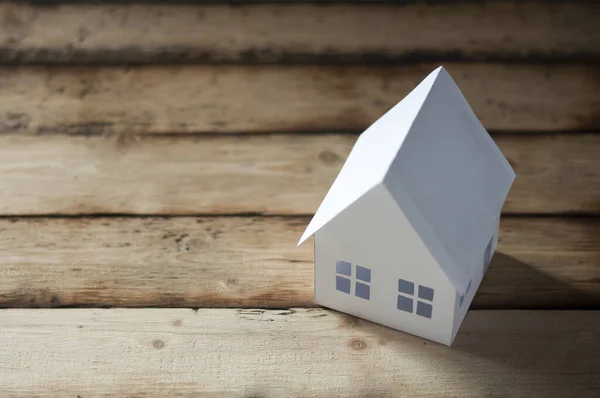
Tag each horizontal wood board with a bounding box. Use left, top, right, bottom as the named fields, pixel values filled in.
left=0, top=133, right=598, bottom=215
left=0, top=64, right=598, bottom=134
left=1, top=216, right=598, bottom=309
left=0, top=309, right=598, bottom=397
left=0, top=2, right=598, bottom=64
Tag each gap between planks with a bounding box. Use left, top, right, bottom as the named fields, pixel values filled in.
left=0, top=309, right=598, bottom=397
left=0, top=216, right=598, bottom=309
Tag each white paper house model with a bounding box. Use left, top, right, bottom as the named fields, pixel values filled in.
left=298, top=67, right=515, bottom=346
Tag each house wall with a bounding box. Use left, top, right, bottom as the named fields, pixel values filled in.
left=451, top=215, right=501, bottom=342
left=451, top=272, right=482, bottom=343
left=314, top=184, right=455, bottom=345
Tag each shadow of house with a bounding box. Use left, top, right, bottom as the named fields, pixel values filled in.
left=474, top=251, right=600, bottom=310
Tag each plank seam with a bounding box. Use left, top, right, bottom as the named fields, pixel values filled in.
left=5, top=131, right=600, bottom=138
left=1, top=55, right=599, bottom=67
left=0, top=213, right=599, bottom=219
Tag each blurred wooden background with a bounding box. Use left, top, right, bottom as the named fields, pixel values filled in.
left=0, top=1, right=598, bottom=396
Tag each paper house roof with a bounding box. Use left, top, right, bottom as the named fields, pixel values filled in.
left=298, top=67, right=515, bottom=293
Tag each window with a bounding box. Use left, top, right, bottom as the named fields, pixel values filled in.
left=397, top=279, right=434, bottom=319
left=483, top=236, right=494, bottom=273
left=335, top=261, right=371, bottom=300
left=335, top=260, right=352, bottom=293
left=460, top=279, right=472, bottom=308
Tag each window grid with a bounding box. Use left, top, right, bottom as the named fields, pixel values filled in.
left=397, top=279, right=434, bottom=319
left=335, top=261, right=371, bottom=300
left=483, top=236, right=494, bottom=273
left=458, top=279, right=473, bottom=308
left=460, top=279, right=473, bottom=308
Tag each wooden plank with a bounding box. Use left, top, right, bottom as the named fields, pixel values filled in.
left=0, top=64, right=598, bottom=134
left=0, top=133, right=598, bottom=216
left=0, top=216, right=598, bottom=309
left=1, top=2, right=598, bottom=64
left=0, top=309, right=598, bottom=396
left=500, top=134, right=600, bottom=215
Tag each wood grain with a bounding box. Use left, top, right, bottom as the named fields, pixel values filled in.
left=0, top=309, right=598, bottom=397
left=0, top=133, right=598, bottom=216
left=0, top=216, right=598, bottom=309
left=1, top=2, right=597, bottom=64
left=0, top=64, right=598, bottom=134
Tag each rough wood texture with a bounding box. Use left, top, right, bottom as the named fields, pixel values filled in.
left=1, top=2, right=598, bottom=64
left=0, top=64, right=598, bottom=134
left=0, top=217, right=598, bottom=309
left=500, top=134, right=600, bottom=215
left=0, top=134, right=598, bottom=215
left=0, top=309, right=598, bottom=397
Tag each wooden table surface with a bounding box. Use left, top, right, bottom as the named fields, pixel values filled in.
left=0, top=1, right=599, bottom=396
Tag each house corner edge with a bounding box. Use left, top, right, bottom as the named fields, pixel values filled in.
left=313, top=237, right=317, bottom=305
left=447, top=292, right=459, bottom=347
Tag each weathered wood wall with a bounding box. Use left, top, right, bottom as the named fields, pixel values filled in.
left=0, top=134, right=598, bottom=215
left=1, top=2, right=598, bottom=63
left=1, top=65, right=598, bottom=133
left=0, top=1, right=598, bottom=396
left=1, top=217, right=598, bottom=309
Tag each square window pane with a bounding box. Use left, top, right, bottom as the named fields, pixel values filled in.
left=355, top=282, right=370, bottom=300
left=416, top=301, right=433, bottom=319
left=336, top=276, right=351, bottom=294
left=356, top=265, right=371, bottom=282
left=336, top=260, right=351, bottom=276
left=484, top=236, right=493, bottom=273
left=418, top=285, right=434, bottom=301
left=397, top=295, right=413, bottom=313
left=398, top=279, right=414, bottom=295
